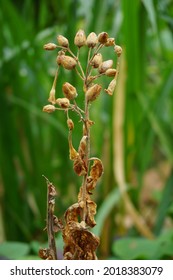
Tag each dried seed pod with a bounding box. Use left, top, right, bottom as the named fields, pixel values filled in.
left=43, top=104, right=56, bottom=113
left=62, top=82, right=78, bottom=100
left=56, top=50, right=66, bottom=65
left=57, top=35, right=69, bottom=48
left=105, top=38, right=115, bottom=47
left=98, top=59, right=113, bottom=73
left=78, top=136, right=88, bottom=159
left=56, top=98, right=70, bottom=108
left=48, top=88, right=56, bottom=104
left=67, top=118, right=74, bottom=130
left=90, top=53, right=102, bottom=68
left=105, top=78, right=117, bottom=95
left=114, top=45, right=122, bottom=56
left=86, top=32, right=98, bottom=48
left=86, top=84, right=102, bottom=102
left=74, top=29, right=86, bottom=48
left=43, top=43, right=57, bottom=50
left=98, top=32, right=108, bottom=44
left=105, top=68, right=117, bottom=77
left=58, top=55, right=77, bottom=70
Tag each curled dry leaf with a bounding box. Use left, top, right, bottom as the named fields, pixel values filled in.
left=78, top=135, right=88, bottom=159
left=64, top=203, right=82, bottom=223
left=90, top=158, right=104, bottom=180
left=63, top=221, right=100, bottom=260
left=86, top=200, right=97, bottom=227
left=73, top=155, right=87, bottom=176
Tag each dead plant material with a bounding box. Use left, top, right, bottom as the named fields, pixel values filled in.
left=40, top=30, right=122, bottom=259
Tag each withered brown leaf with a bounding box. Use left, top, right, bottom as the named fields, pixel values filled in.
left=90, top=158, right=104, bottom=180
left=73, top=156, right=87, bottom=176
left=86, top=200, right=97, bottom=227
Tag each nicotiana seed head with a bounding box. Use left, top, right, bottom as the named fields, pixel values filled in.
left=114, top=45, right=122, bottom=56
left=58, top=55, right=77, bottom=70
left=43, top=43, right=57, bottom=50
left=98, top=32, right=108, bottom=44
left=56, top=98, right=70, bottom=108
left=48, top=88, right=56, bottom=104
left=105, top=78, right=116, bottom=96
left=98, top=59, right=113, bottom=74
left=43, top=104, right=56, bottom=113
left=90, top=53, right=102, bottom=68
left=86, top=32, right=98, bottom=48
left=86, top=84, right=102, bottom=102
left=74, top=29, right=86, bottom=48
left=62, top=82, right=78, bottom=100
left=57, top=35, right=69, bottom=48
left=105, top=68, right=117, bottom=77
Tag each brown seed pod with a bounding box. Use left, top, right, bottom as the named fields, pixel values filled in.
left=43, top=43, right=57, bottom=50
left=43, top=104, right=56, bottom=113
left=67, top=118, right=74, bottom=130
left=86, top=32, right=98, bottom=48
left=105, top=68, right=117, bottom=77
left=98, top=32, right=109, bottom=44
left=57, top=35, right=69, bottom=48
left=86, top=84, right=102, bottom=102
left=58, top=55, right=77, bottom=70
left=62, top=82, right=78, bottom=100
left=105, top=38, right=115, bottom=47
left=74, top=29, right=86, bottom=48
left=48, top=88, right=56, bottom=104
left=98, top=59, right=113, bottom=73
left=56, top=98, right=70, bottom=108
left=105, top=78, right=117, bottom=96
left=90, top=53, right=102, bottom=68
left=114, top=45, right=122, bottom=56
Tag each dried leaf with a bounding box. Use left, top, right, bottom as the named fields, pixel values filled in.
left=86, top=200, right=97, bottom=227
left=78, top=136, right=87, bottom=159
left=64, top=203, right=82, bottom=223
left=73, top=156, right=87, bottom=176
left=90, top=159, right=104, bottom=180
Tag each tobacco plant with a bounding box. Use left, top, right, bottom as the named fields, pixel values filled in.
left=39, top=30, right=122, bottom=260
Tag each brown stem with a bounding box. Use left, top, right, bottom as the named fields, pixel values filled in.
left=43, top=175, right=58, bottom=259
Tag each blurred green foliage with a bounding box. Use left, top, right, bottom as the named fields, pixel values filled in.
left=0, top=0, right=173, bottom=259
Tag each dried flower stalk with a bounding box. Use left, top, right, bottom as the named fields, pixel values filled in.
left=40, top=30, right=122, bottom=260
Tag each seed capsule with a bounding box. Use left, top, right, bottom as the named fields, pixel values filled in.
left=48, top=88, right=56, bottom=104
left=98, top=59, right=113, bottom=73
left=105, top=68, right=117, bottom=77
left=105, top=38, right=115, bottom=47
left=56, top=98, right=70, bottom=108
left=43, top=43, right=57, bottom=50
left=62, top=82, right=78, bottom=100
left=114, top=45, right=122, bottom=56
left=90, top=53, right=102, bottom=68
left=59, top=55, right=77, bottom=70
left=74, top=29, right=86, bottom=47
left=43, top=105, right=56, bottom=113
left=57, top=35, right=69, bottom=48
left=86, top=32, right=98, bottom=48
left=105, top=78, right=116, bottom=95
left=86, top=84, right=102, bottom=102
left=98, top=32, right=108, bottom=44
left=67, top=119, right=74, bottom=130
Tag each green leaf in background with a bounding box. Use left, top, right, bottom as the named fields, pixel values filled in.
left=0, top=242, right=30, bottom=259
left=113, top=229, right=173, bottom=260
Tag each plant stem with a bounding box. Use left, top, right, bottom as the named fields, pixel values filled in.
left=43, top=176, right=58, bottom=259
